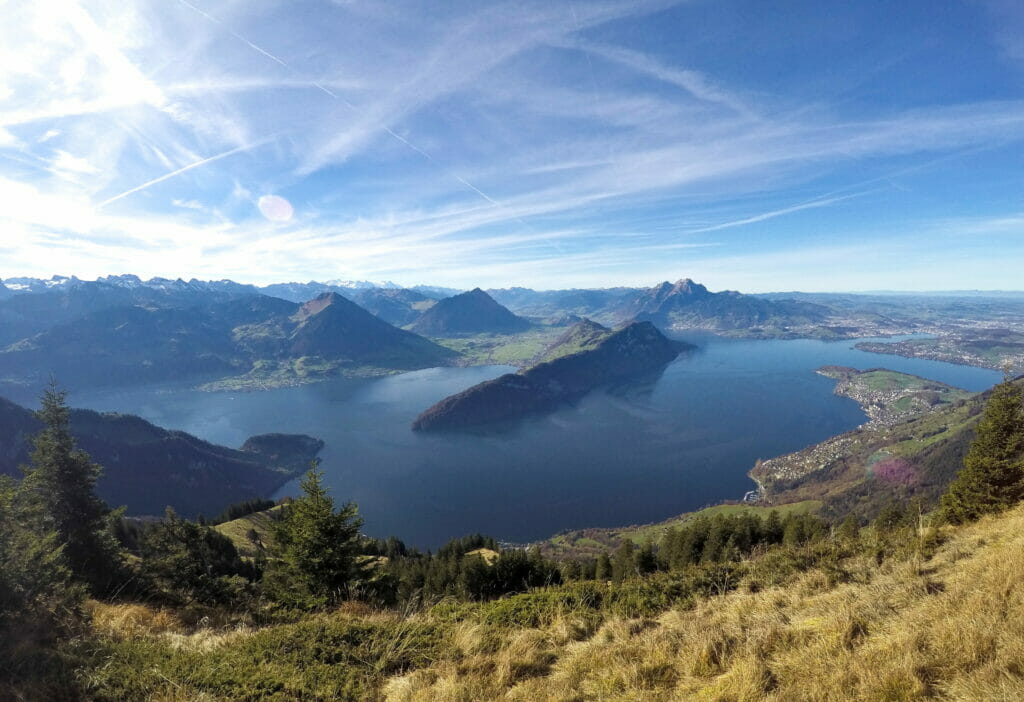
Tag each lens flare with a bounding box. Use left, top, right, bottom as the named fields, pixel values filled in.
left=258, top=194, right=293, bottom=222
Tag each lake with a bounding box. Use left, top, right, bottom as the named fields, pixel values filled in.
left=50, top=335, right=1003, bottom=548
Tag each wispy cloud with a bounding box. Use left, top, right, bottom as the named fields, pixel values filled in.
left=1, top=0, right=1023, bottom=291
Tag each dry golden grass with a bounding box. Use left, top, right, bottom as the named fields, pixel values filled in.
left=385, top=506, right=1024, bottom=702
left=87, top=601, right=186, bottom=639
left=86, top=601, right=256, bottom=652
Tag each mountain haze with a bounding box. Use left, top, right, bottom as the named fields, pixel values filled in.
left=0, top=288, right=457, bottom=390
left=409, top=288, right=530, bottom=336
left=624, top=278, right=830, bottom=332
left=288, top=292, right=455, bottom=367
left=346, top=287, right=438, bottom=327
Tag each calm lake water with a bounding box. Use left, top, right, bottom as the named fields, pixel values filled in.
left=39, top=335, right=1003, bottom=548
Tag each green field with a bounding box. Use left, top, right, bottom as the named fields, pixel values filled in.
left=433, top=327, right=568, bottom=367
left=213, top=506, right=283, bottom=558
left=199, top=358, right=402, bottom=392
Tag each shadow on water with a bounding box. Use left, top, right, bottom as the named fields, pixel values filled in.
left=424, top=361, right=679, bottom=438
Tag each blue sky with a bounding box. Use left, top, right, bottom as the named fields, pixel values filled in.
left=1, top=0, right=1023, bottom=291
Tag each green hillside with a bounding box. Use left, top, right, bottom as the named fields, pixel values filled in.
left=213, top=505, right=283, bottom=558
left=753, top=383, right=998, bottom=521
left=542, top=500, right=822, bottom=560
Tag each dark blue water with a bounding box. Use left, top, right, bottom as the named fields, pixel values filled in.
left=56, top=336, right=1001, bottom=548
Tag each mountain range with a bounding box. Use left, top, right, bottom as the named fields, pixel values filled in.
left=346, top=287, right=438, bottom=327
left=0, top=396, right=322, bottom=517
left=0, top=274, right=885, bottom=393
left=0, top=284, right=456, bottom=391
left=623, top=278, right=830, bottom=332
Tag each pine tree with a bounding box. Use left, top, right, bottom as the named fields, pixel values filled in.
left=19, top=382, right=122, bottom=593
left=636, top=540, right=658, bottom=574
left=595, top=552, right=612, bottom=580
left=942, top=380, right=1024, bottom=523
left=265, top=465, right=365, bottom=608
left=560, top=559, right=582, bottom=581
left=611, top=540, right=635, bottom=583
left=141, top=508, right=256, bottom=606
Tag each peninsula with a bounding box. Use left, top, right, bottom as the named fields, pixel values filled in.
left=412, top=320, right=687, bottom=431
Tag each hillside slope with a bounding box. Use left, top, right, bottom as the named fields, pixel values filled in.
left=409, top=288, right=530, bottom=336
left=384, top=503, right=1024, bottom=701
left=0, top=291, right=456, bottom=391
left=348, top=288, right=438, bottom=327
left=413, top=321, right=684, bottom=431
left=288, top=292, right=456, bottom=367
left=71, top=501, right=1024, bottom=701
left=749, top=380, right=1021, bottom=520
left=0, top=397, right=322, bottom=517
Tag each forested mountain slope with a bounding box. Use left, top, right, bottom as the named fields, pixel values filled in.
left=0, top=396, right=321, bottom=516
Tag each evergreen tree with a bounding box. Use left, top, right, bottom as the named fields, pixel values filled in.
left=265, top=465, right=366, bottom=608
left=141, top=508, right=257, bottom=606
left=611, top=540, right=635, bottom=583
left=636, top=540, right=658, bottom=574
left=595, top=552, right=612, bottom=580
left=782, top=516, right=806, bottom=547
left=675, top=518, right=708, bottom=568
left=942, top=380, right=1024, bottom=523
left=701, top=518, right=728, bottom=562
left=19, top=383, right=122, bottom=593
left=560, top=559, right=583, bottom=581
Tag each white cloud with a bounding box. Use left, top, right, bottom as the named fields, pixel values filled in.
left=0, top=0, right=1022, bottom=291
left=171, top=198, right=205, bottom=210
left=50, top=150, right=101, bottom=176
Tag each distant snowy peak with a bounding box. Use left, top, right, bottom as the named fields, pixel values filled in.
left=322, top=279, right=401, bottom=290
left=0, top=275, right=258, bottom=296
left=0, top=275, right=425, bottom=301
left=97, top=274, right=144, bottom=288
left=1, top=275, right=83, bottom=293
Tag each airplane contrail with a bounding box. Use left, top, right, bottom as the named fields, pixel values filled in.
left=97, top=142, right=255, bottom=207
left=682, top=192, right=867, bottom=234
left=174, top=0, right=506, bottom=209
left=176, top=0, right=286, bottom=68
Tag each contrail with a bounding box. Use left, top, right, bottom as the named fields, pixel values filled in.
left=683, top=192, right=867, bottom=234
left=97, top=143, right=254, bottom=207
left=176, top=0, right=286, bottom=67
left=174, top=0, right=506, bottom=209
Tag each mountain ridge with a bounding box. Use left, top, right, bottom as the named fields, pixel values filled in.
left=412, top=320, right=686, bottom=431
left=0, top=395, right=323, bottom=517
left=623, top=278, right=830, bottom=332
left=0, top=291, right=457, bottom=391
